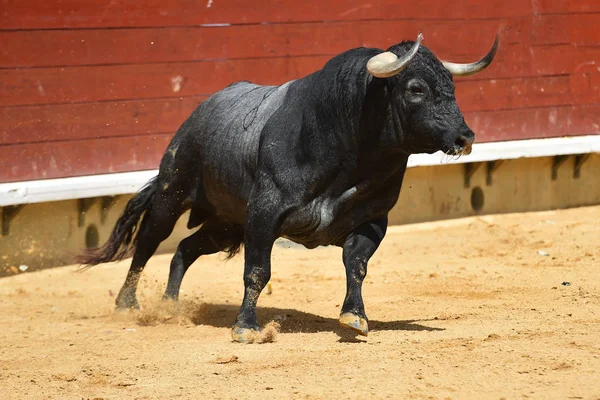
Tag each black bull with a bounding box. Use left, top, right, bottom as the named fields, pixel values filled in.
left=79, top=33, right=499, bottom=342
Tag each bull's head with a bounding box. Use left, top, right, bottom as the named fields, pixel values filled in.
left=366, top=33, right=498, bottom=156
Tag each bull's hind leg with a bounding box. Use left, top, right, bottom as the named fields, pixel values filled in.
left=339, top=217, right=387, bottom=336
left=115, top=194, right=183, bottom=309
left=163, top=220, right=244, bottom=300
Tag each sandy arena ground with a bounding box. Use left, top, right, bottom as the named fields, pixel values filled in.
left=1, top=205, right=599, bottom=399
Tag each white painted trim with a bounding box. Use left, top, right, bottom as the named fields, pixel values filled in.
left=1, top=135, right=599, bottom=207
left=0, top=170, right=158, bottom=207
left=406, top=135, right=600, bottom=167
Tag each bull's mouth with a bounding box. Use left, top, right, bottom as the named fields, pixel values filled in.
left=451, top=143, right=472, bottom=156
left=440, top=143, right=472, bottom=158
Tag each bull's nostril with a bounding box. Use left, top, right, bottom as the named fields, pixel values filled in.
left=455, top=136, right=467, bottom=149
left=453, top=135, right=474, bottom=155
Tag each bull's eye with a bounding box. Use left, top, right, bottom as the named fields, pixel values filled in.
left=409, top=84, right=425, bottom=95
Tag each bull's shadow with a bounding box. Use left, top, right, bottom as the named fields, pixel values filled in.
left=184, top=302, right=444, bottom=340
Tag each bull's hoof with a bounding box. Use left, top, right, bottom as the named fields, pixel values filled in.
left=231, top=326, right=259, bottom=343
left=339, top=312, right=368, bottom=336
left=115, top=302, right=140, bottom=311
left=161, top=294, right=179, bottom=303
left=115, top=293, right=140, bottom=310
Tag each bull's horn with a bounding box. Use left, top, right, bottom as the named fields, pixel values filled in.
left=442, top=33, right=499, bottom=77
left=367, top=33, right=424, bottom=78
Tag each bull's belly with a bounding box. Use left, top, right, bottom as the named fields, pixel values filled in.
left=199, top=173, right=398, bottom=248
left=282, top=229, right=348, bottom=249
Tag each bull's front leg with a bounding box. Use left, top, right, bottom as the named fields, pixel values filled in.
left=339, top=217, right=388, bottom=336
left=231, top=196, right=280, bottom=343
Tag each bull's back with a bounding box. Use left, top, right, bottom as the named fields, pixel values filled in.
left=190, top=81, right=294, bottom=223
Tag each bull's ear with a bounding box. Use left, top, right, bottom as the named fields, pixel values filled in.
left=367, top=33, right=423, bottom=78
left=442, top=33, right=499, bottom=77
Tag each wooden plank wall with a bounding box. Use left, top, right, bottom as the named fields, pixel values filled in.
left=1, top=0, right=599, bottom=183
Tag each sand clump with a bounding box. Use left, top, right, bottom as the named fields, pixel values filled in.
left=213, top=355, right=239, bottom=364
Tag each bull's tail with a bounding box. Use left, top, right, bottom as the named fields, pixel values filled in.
left=76, top=177, right=158, bottom=269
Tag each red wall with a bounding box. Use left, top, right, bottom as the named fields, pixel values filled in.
left=1, top=0, right=599, bottom=183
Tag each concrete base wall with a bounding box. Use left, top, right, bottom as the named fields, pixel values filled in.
left=390, top=154, right=600, bottom=224
left=2, top=154, right=599, bottom=276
